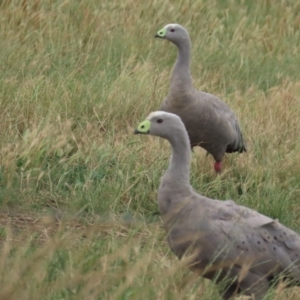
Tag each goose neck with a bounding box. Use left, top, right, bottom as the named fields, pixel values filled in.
left=171, top=38, right=193, bottom=90
left=165, top=127, right=191, bottom=188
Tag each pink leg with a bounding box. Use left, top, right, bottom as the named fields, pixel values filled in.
left=214, top=161, right=222, bottom=173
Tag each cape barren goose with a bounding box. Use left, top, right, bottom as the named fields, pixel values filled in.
left=155, top=24, right=246, bottom=172
left=135, top=111, right=300, bottom=299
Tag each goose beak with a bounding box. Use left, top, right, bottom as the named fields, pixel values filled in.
left=134, top=120, right=151, bottom=134
left=155, top=28, right=166, bottom=38
left=134, top=128, right=149, bottom=134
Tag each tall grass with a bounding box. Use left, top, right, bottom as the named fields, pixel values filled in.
left=0, top=0, right=300, bottom=298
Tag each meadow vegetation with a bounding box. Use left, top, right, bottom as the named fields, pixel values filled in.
left=1, top=0, right=300, bottom=298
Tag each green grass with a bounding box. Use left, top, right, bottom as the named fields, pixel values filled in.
left=0, top=0, right=300, bottom=298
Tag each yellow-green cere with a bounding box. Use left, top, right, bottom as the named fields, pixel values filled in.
left=156, top=28, right=166, bottom=38
left=136, top=120, right=151, bottom=134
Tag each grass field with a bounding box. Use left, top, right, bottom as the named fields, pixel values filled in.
left=1, top=0, right=300, bottom=299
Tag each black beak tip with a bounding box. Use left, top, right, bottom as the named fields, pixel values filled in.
left=154, top=34, right=159, bottom=38
left=134, top=129, right=140, bottom=134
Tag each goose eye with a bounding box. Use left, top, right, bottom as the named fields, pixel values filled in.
left=170, top=28, right=175, bottom=32
left=157, top=119, right=163, bottom=124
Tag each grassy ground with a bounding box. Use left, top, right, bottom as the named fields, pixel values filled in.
left=1, top=0, right=300, bottom=298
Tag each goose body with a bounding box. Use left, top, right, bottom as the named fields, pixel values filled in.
left=135, top=111, right=300, bottom=299
left=155, top=24, right=246, bottom=172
